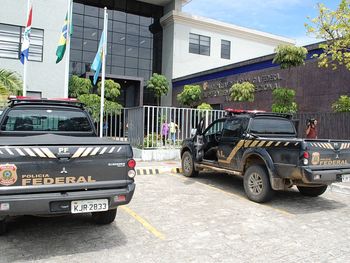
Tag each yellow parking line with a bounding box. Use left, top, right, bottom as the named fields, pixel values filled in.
left=120, top=206, right=165, bottom=240
left=169, top=173, right=294, bottom=217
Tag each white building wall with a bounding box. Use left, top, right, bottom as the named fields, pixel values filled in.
left=161, top=11, right=295, bottom=79
left=0, top=0, right=67, bottom=98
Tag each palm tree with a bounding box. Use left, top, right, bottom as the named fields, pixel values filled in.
left=0, top=69, right=22, bottom=96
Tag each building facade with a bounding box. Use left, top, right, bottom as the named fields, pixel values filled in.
left=172, top=43, right=350, bottom=113
left=0, top=0, right=293, bottom=106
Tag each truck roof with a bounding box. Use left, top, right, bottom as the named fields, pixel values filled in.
left=8, top=96, right=84, bottom=109
left=224, top=108, right=292, bottom=119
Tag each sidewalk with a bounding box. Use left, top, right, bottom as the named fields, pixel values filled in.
left=134, top=160, right=350, bottom=195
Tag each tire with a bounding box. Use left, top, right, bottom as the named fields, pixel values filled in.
left=0, top=220, right=6, bottom=235
left=92, top=209, right=117, bottom=225
left=181, top=151, right=198, bottom=177
left=297, top=185, right=328, bottom=197
left=243, top=165, right=274, bottom=203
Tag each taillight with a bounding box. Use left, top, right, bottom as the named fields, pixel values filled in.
left=127, top=159, right=136, bottom=169
left=303, top=151, right=309, bottom=165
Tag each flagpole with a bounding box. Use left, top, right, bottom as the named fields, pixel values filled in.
left=64, top=0, right=72, bottom=98
left=99, top=7, right=108, bottom=137
left=23, top=0, right=31, bottom=96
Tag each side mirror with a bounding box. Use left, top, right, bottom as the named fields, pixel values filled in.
left=190, top=128, right=197, bottom=137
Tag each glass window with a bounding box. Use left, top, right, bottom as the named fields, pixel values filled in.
left=113, top=21, right=126, bottom=33
left=82, top=51, right=95, bottom=63
left=140, top=26, right=151, bottom=37
left=70, top=61, right=82, bottom=75
left=111, top=55, right=125, bottom=67
left=83, top=28, right=98, bottom=40
left=71, top=37, right=83, bottom=50
left=73, top=3, right=84, bottom=14
left=139, top=47, right=151, bottom=59
left=84, top=16, right=98, bottom=28
left=113, top=32, right=126, bottom=44
left=127, top=13, right=140, bottom=25
left=112, top=43, right=125, bottom=56
left=249, top=118, right=295, bottom=135
left=127, top=24, right=139, bottom=35
left=84, top=5, right=98, bottom=17
left=125, top=68, right=137, bottom=76
left=113, top=10, right=126, bottom=22
left=205, top=119, right=225, bottom=136
left=21, top=27, right=44, bottom=62
left=1, top=109, right=93, bottom=132
left=126, top=57, right=137, bottom=68
left=138, top=69, right=151, bottom=81
left=0, top=24, right=21, bottom=59
left=138, top=58, right=150, bottom=70
left=111, top=66, right=124, bottom=75
left=82, top=39, right=97, bottom=52
left=72, top=14, right=84, bottom=27
left=221, top=40, right=230, bottom=59
left=126, top=46, right=138, bottom=58
left=189, top=33, right=210, bottom=56
left=222, top=118, right=247, bottom=139
left=139, top=37, right=151, bottom=48
left=126, top=34, right=139, bottom=47
left=72, top=26, right=83, bottom=38
left=140, top=16, right=152, bottom=26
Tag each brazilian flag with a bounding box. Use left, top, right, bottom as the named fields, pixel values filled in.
left=56, top=12, right=72, bottom=63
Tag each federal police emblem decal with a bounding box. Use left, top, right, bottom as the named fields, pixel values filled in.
left=0, top=164, right=18, bottom=186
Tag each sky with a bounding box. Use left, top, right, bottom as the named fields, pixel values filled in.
left=182, top=0, right=341, bottom=46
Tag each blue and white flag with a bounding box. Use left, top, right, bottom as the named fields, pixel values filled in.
left=91, top=30, right=106, bottom=85
left=20, top=5, right=33, bottom=64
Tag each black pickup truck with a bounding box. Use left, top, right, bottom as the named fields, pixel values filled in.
left=181, top=109, right=350, bottom=203
left=0, top=97, right=136, bottom=234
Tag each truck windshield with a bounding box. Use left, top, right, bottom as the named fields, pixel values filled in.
left=1, top=108, right=93, bottom=132
left=249, top=118, right=295, bottom=135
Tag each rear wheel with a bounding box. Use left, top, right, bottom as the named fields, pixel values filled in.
left=92, top=209, right=117, bottom=224
left=297, top=185, right=328, bottom=197
left=0, top=220, right=6, bottom=235
left=243, top=165, right=274, bottom=203
left=181, top=151, right=198, bottom=177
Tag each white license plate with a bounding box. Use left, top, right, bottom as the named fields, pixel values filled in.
left=71, top=199, right=108, bottom=214
left=342, top=174, right=350, bottom=183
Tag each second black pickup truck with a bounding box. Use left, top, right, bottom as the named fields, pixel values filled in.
left=0, top=97, right=136, bottom=234
left=181, top=109, right=350, bottom=203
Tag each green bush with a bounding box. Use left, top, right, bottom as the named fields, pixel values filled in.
left=230, top=82, right=255, bottom=102
left=332, top=95, right=350, bottom=112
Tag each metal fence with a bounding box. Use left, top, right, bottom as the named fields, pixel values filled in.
left=100, top=106, right=225, bottom=148
left=295, top=112, right=350, bottom=140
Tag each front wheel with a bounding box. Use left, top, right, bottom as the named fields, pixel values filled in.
left=297, top=185, right=328, bottom=197
left=243, top=165, right=274, bottom=203
left=92, top=209, right=117, bottom=224
left=181, top=151, right=198, bottom=177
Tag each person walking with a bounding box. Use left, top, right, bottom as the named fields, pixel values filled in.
left=161, top=120, right=169, bottom=146
left=306, top=118, right=318, bottom=139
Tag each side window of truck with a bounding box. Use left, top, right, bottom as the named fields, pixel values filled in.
left=205, top=119, right=225, bottom=136
left=221, top=118, right=247, bottom=140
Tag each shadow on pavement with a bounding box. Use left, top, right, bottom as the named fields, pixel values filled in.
left=0, top=214, right=127, bottom=262
left=182, top=172, right=347, bottom=215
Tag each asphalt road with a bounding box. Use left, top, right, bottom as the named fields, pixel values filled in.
left=1, top=172, right=350, bottom=263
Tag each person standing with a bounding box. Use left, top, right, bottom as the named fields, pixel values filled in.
left=306, top=118, right=318, bottom=139
left=169, top=120, right=178, bottom=145
left=161, top=120, right=169, bottom=146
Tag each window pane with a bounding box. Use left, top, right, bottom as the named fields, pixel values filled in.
left=189, top=43, right=199, bottom=54
left=140, top=16, right=152, bottom=27
left=138, top=58, right=150, bottom=70
left=71, top=38, right=83, bottom=50
left=139, top=47, right=151, bottom=59
left=72, top=26, right=83, bottom=38
left=113, top=32, right=125, bottom=44
left=111, top=55, right=124, bottom=66
left=113, top=10, right=126, bottom=22
left=126, top=46, right=138, bottom=57
left=71, top=49, right=82, bottom=61
left=200, top=45, right=210, bottom=56
left=84, top=16, right=98, bottom=28
left=125, top=68, right=137, bottom=76
left=127, top=24, right=139, bottom=35
left=73, top=3, right=84, bottom=14
left=112, top=44, right=125, bottom=56
left=84, top=6, right=98, bottom=17
left=111, top=66, right=124, bottom=75
left=82, top=39, right=97, bottom=52
left=113, top=21, right=126, bottom=33
left=126, top=34, right=139, bottom=47
left=127, top=13, right=140, bottom=24
left=138, top=69, right=151, bottom=81
left=125, top=57, right=137, bottom=68
left=73, top=14, right=84, bottom=27
left=82, top=51, right=95, bottom=63
left=84, top=28, right=98, bottom=40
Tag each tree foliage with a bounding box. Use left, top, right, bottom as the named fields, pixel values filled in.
left=68, top=75, right=92, bottom=98
left=68, top=76, right=122, bottom=121
left=272, top=45, right=308, bottom=70
left=271, top=88, right=298, bottom=113
left=229, top=82, right=255, bottom=102
left=197, top=102, right=213, bottom=111
left=97, top=79, right=121, bottom=101
left=146, top=73, right=169, bottom=105
left=332, top=95, right=350, bottom=112
left=305, top=0, right=350, bottom=70
left=0, top=69, right=22, bottom=96
left=177, top=85, right=202, bottom=107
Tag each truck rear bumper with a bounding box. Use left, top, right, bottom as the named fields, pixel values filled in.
left=0, top=183, right=135, bottom=217
left=302, top=168, right=348, bottom=184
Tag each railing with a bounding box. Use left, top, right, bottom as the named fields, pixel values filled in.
left=98, top=106, right=225, bottom=148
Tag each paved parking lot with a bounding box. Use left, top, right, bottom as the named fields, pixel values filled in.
left=1, top=172, right=350, bottom=263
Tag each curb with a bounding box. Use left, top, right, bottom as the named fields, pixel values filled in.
left=329, top=183, right=350, bottom=195
left=136, top=167, right=182, bottom=175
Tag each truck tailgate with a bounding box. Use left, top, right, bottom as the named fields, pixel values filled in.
left=0, top=135, right=132, bottom=194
